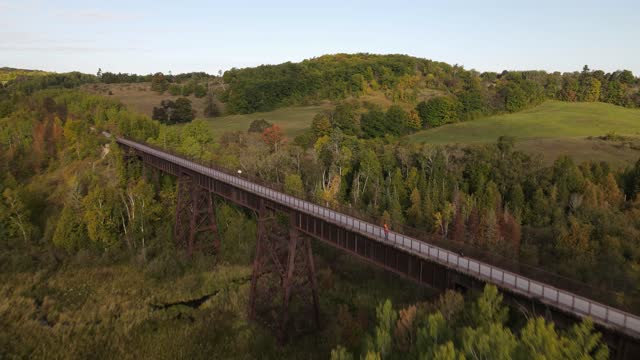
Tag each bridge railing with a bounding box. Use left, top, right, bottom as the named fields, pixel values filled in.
left=117, top=136, right=640, bottom=324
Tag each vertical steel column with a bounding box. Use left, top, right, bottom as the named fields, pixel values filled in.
left=280, top=223, right=300, bottom=336
left=152, top=166, right=160, bottom=189
left=248, top=199, right=267, bottom=320
left=187, top=182, right=198, bottom=257
left=174, top=172, right=221, bottom=258
left=174, top=172, right=192, bottom=251
left=305, top=235, right=320, bottom=326
left=249, top=207, right=320, bottom=341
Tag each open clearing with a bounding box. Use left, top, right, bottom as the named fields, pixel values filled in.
left=81, top=83, right=332, bottom=138
left=199, top=88, right=440, bottom=138
left=81, top=82, right=219, bottom=118
left=200, top=103, right=333, bottom=138
left=409, top=101, right=640, bottom=165
left=82, top=84, right=640, bottom=165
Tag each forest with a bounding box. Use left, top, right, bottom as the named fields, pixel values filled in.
left=220, top=54, right=640, bottom=116
left=1, top=56, right=639, bottom=358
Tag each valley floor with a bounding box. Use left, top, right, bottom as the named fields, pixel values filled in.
left=0, top=242, right=434, bottom=359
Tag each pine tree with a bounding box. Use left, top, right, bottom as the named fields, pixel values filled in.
left=602, top=173, right=622, bottom=207
left=392, top=168, right=407, bottom=206
left=388, top=195, right=405, bottom=227
left=203, top=94, right=221, bottom=117
left=470, top=285, right=509, bottom=326
left=507, top=184, right=525, bottom=220
left=499, top=210, right=521, bottom=256
left=516, top=317, right=563, bottom=359
left=561, top=318, right=609, bottom=360
left=370, top=300, right=397, bottom=358
left=407, top=188, right=423, bottom=226
left=461, top=323, right=517, bottom=360
left=311, top=113, right=332, bottom=139
left=432, top=342, right=464, bottom=360
left=450, top=195, right=466, bottom=243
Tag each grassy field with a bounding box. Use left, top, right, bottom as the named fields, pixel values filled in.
left=200, top=103, right=333, bottom=138
left=81, top=83, right=219, bottom=118
left=409, top=101, right=640, bottom=165
left=82, top=83, right=640, bottom=165
left=199, top=87, right=441, bottom=138
left=81, top=83, right=333, bottom=138
left=81, top=83, right=440, bottom=139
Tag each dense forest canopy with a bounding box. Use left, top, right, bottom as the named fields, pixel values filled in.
left=220, top=54, right=640, bottom=119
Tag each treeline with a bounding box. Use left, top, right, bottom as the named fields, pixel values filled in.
left=0, top=72, right=96, bottom=98
left=99, top=70, right=216, bottom=97
left=97, top=70, right=216, bottom=84
left=0, top=71, right=98, bottom=118
left=148, top=72, right=209, bottom=97
left=221, top=53, right=640, bottom=118
left=0, top=68, right=50, bottom=85
left=0, top=69, right=218, bottom=102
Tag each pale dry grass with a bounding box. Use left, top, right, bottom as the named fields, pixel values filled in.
left=81, top=83, right=223, bottom=119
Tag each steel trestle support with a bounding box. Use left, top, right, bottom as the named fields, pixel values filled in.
left=248, top=202, right=320, bottom=342
left=174, top=172, right=220, bottom=258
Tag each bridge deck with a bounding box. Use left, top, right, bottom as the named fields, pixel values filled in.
left=116, top=136, right=640, bottom=339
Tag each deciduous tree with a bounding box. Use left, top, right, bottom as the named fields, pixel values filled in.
left=261, top=124, right=286, bottom=152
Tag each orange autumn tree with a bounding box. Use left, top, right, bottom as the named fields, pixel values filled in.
left=261, top=124, right=287, bottom=152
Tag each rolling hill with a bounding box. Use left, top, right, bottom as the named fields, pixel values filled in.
left=409, top=101, right=640, bottom=165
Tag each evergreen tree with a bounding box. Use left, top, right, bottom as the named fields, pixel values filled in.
left=311, top=113, right=332, bottom=139
left=150, top=72, right=169, bottom=93
left=204, top=94, right=221, bottom=117
left=407, top=188, right=423, bottom=226
left=361, top=108, right=387, bottom=138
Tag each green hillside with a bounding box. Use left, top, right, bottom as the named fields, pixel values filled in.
left=0, top=67, right=49, bottom=84
left=409, top=101, right=640, bottom=165
left=410, top=101, right=640, bottom=144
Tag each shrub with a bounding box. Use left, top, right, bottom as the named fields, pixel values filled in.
left=248, top=119, right=272, bottom=133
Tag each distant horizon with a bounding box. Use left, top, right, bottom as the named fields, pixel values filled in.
left=2, top=52, right=637, bottom=77
left=2, top=0, right=639, bottom=75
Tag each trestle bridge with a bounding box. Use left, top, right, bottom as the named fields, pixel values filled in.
left=116, top=135, right=640, bottom=358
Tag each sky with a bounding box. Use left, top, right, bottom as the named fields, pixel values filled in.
left=1, top=0, right=639, bottom=75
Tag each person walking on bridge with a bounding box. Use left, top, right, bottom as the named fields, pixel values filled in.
left=383, top=223, right=389, bottom=240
